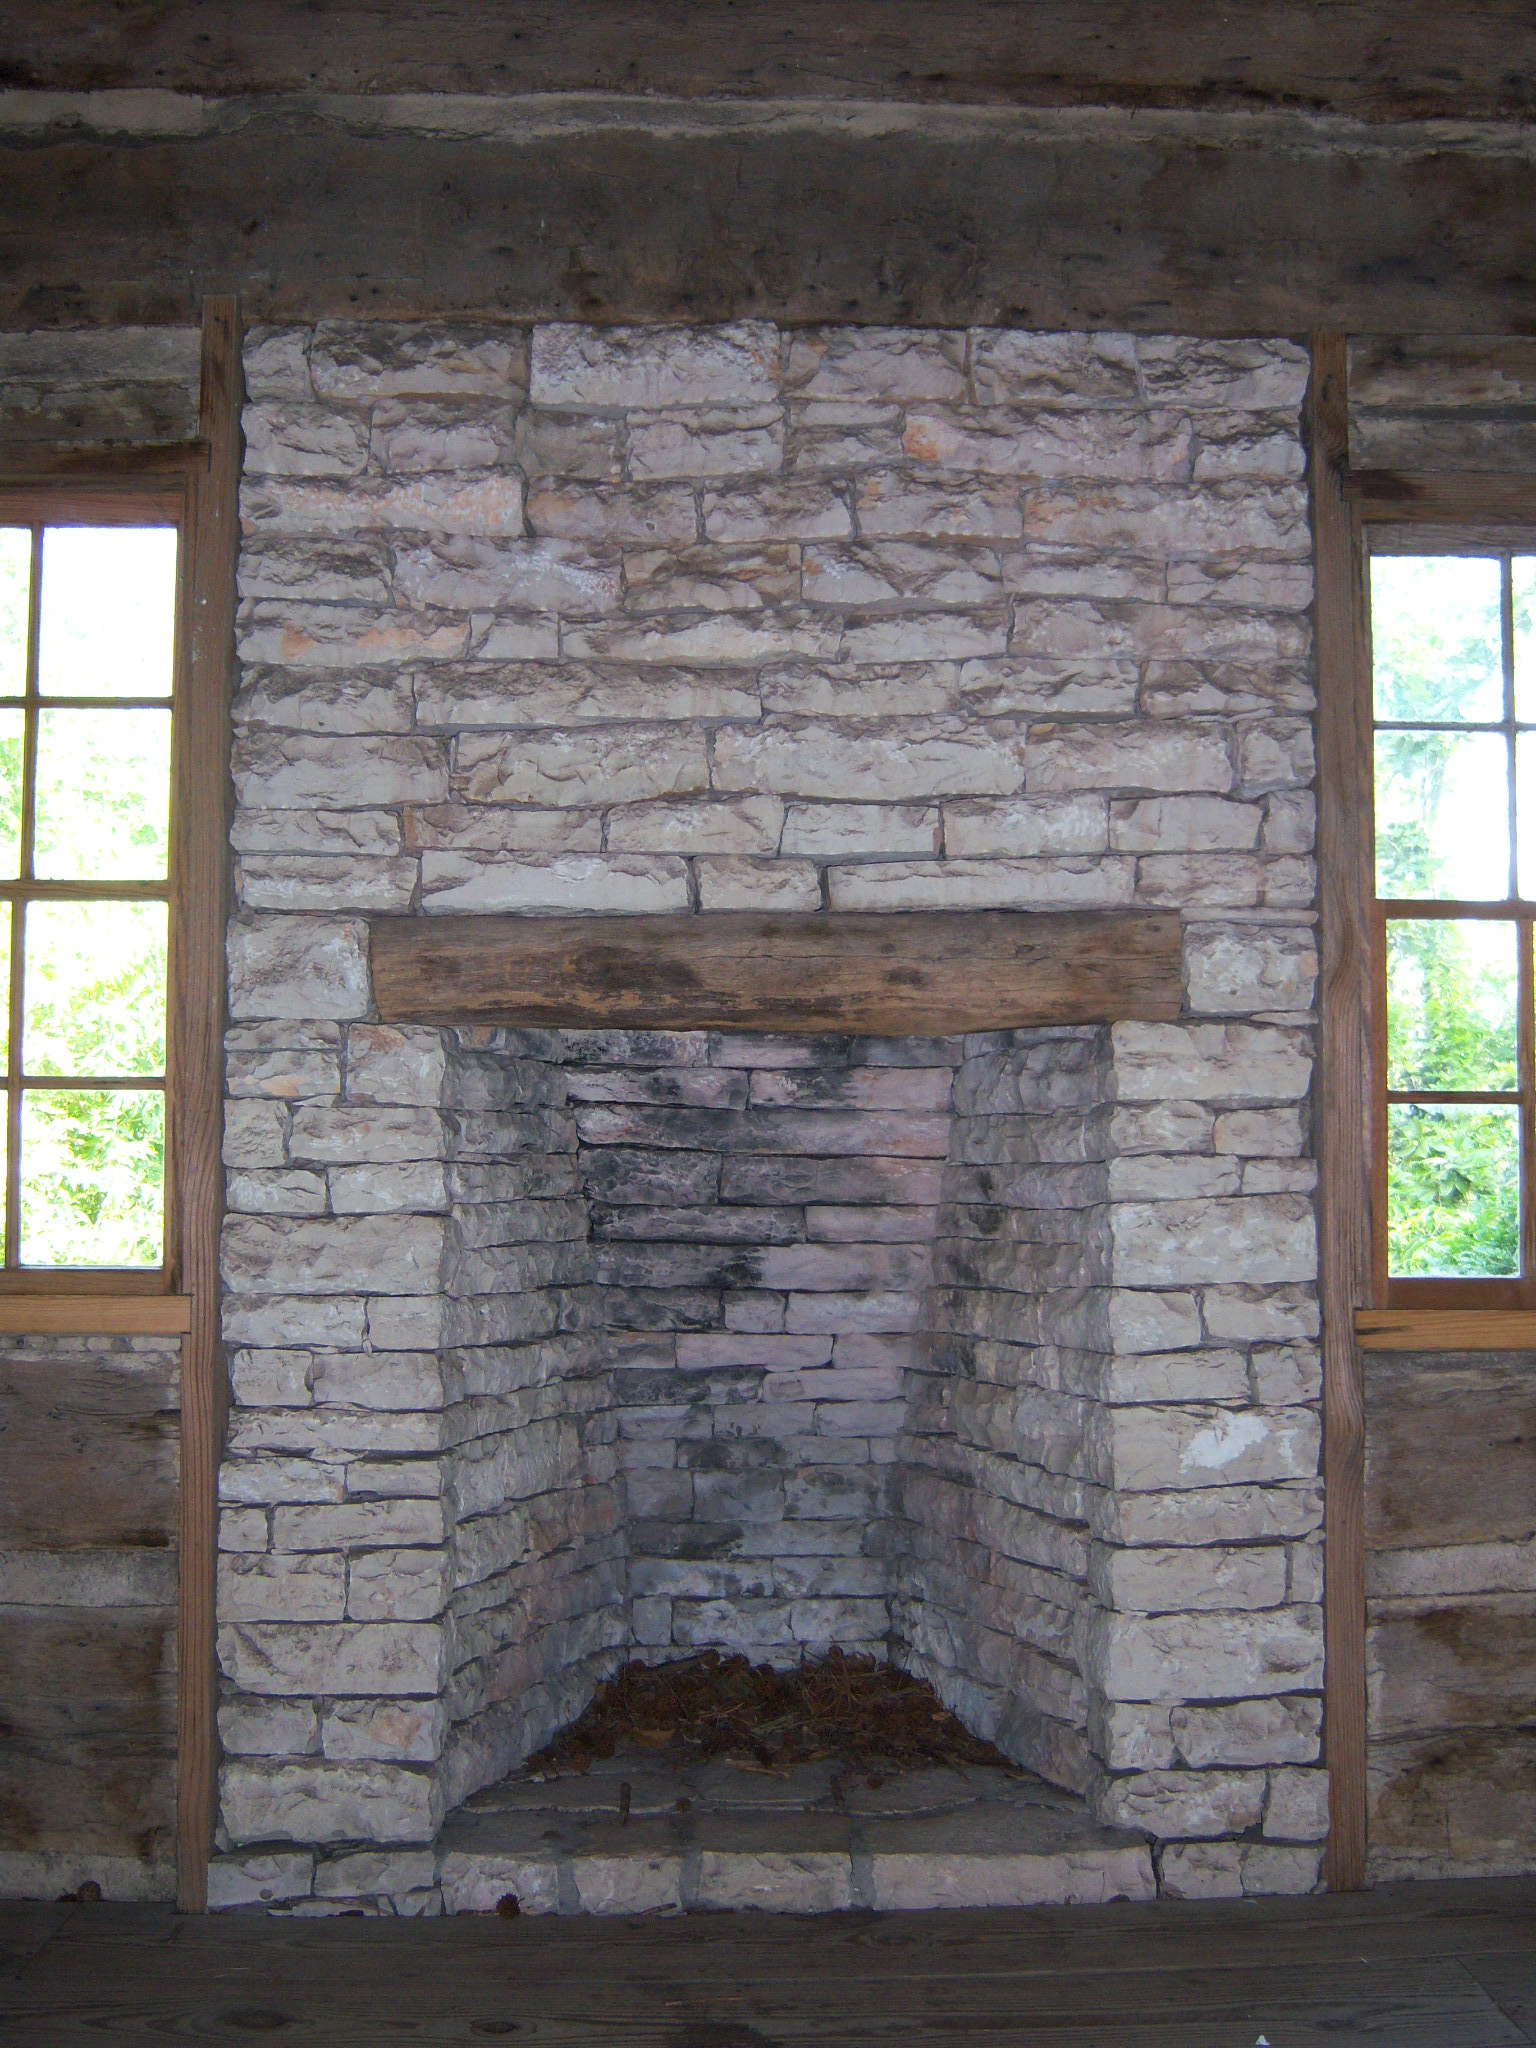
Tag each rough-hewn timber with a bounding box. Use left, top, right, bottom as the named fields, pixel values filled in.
left=370, top=911, right=1184, bottom=1034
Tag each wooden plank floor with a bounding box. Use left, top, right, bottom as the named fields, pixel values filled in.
left=1, top=1878, right=1533, bottom=2045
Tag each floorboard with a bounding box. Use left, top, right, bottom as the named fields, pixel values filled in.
left=0, top=1880, right=1532, bottom=2047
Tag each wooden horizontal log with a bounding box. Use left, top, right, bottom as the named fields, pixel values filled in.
left=1367, top=1594, right=1536, bottom=1737
left=0, top=1354, right=180, bottom=1552
left=11, top=2, right=1536, bottom=120
left=0, top=1294, right=193, bottom=1337
left=1365, top=1354, right=1536, bottom=1552
left=1346, top=472, right=1536, bottom=522
left=1356, top=1308, right=1536, bottom=1351
left=4, top=117, right=1536, bottom=332
left=1367, top=1728, right=1536, bottom=1878
left=371, top=910, right=1183, bottom=1035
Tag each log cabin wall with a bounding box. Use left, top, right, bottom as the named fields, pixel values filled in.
left=1348, top=341, right=1536, bottom=1881
left=0, top=331, right=201, bottom=1903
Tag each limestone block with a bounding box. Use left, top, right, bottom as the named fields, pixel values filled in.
left=1200, top=1284, right=1320, bottom=1344
left=830, top=857, right=1133, bottom=912
left=696, top=858, right=822, bottom=912
left=622, top=541, right=799, bottom=613
left=309, top=1352, right=444, bottom=1412
left=1239, top=719, right=1315, bottom=793
left=322, top=1698, right=449, bottom=1763
left=217, top=1698, right=321, bottom=1758
left=420, top=852, right=689, bottom=914
left=903, top=406, right=1192, bottom=481
left=629, top=407, right=785, bottom=480
left=563, top=611, right=839, bottom=666
left=1240, top=1843, right=1323, bottom=1895
left=237, top=539, right=393, bottom=609
left=1096, top=1768, right=1266, bottom=1838
left=244, top=328, right=312, bottom=399
left=1109, top=795, right=1261, bottom=853
left=843, top=613, right=1010, bottom=664
left=1027, top=719, right=1233, bottom=796
left=1108, top=1156, right=1240, bottom=1200
left=571, top=1854, right=685, bottom=1914
left=945, top=794, right=1107, bottom=857
left=1090, top=1700, right=1176, bottom=1772
left=230, top=1346, right=313, bottom=1408
left=219, top=1553, right=347, bottom=1622
left=237, top=854, right=420, bottom=914
left=780, top=802, right=938, bottom=857
left=234, top=808, right=405, bottom=858
left=1157, top=1841, right=1243, bottom=1899
left=219, top=1455, right=345, bottom=1507
left=804, top=539, right=1003, bottom=611
left=223, top=1215, right=446, bottom=1297
left=1135, top=336, right=1308, bottom=413
left=530, top=322, right=779, bottom=409
left=694, top=1850, right=852, bottom=1912
left=220, top=1759, right=441, bottom=1847
left=1083, top=1606, right=1324, bottom=1703
left=270, top=1499, right=448, bottom=1556
left=608, top=796, right=785, bottom=855
left=700, top=480, right=853, bottom=544
left=1093, top=1349, right=1249, bottom=1405
left=786, top=329, right=965, bottom=402
left=368, top=1297, right=447, bottom=1350
left=1262, top=789, right=1316, bottom=854
left=527, top=481, right=698, bottom=544
left=970, top=330, right=1139, bottom=406
left=1112, top=1022, right=1312, bottom=1105
left=343, top=1026, right=447, bottom=1108
left=1023, top=483, right=1308, bottom=560
left=288, top=1105, right=445, bottom=1166
left=395, top=537, right=621, bottom=616
left=224, top=1098, right=289, bottom=1167
left=310, top=321, right=527, bottom=400
left=1090, top=1543, right=1288, bottom=1615
left=207, top=1853, right=315, bottom=1910
left=1107, top=1291, right=1202, bottom=1354
left=221, top=1509, right=272, bottom=1553
left=1095, top=1401, right=1320, bottom=1493
left=330, top=1161, right=449, bottom=1214
left=235, top=731, right=449, bottom=810
left=238, top=602, right=470, bottom=670
left=315, top=1848, right=438, bottom=1900
left=855, top=472, right=1024, bottom=541
left=1166, top=553, right=1309, bottom=604
left=218, top=1619, right=446, bottom=1697
left=418, top=662, right=760, bottom=730
left=347, top=1549, right=450, bottom=1622
left=1243, top=1160, right=1317, bottom=1196
left=718, top=713, right=1023, bottom=803
left=1184, top=922, right=1318, bottom=1015
left=223, top=1294, right=369, bottom=1351
left=234, top=662, right=413, bottom=735
left=368, top=398, right=517, bottom=474
left=1171, top=1696, right=1322, bottom=1768
left=439, top=1852, right=560, bottom=1915
left=243, top=403, right=369, bottom=478
left=1250, top=1344, right=1322, bottom=1406
left=1265, top=1766, right=1330, bottom=1841
left=1213, top=1105, right=1308, bottom=1157
left=1095, top=1481, right=1323, bottom=1549
left=1111, top=1195, right=1317, bottom=1287
left=456, top=725, right=708, bottom=808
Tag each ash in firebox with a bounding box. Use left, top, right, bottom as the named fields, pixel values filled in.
left=525, top=1647, right=1019, bottom=1781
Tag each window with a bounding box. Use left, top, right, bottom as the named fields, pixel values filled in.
left=0, top=502, right=181, bottom=1277
left=1370, top=542, right=1536, bottom=1304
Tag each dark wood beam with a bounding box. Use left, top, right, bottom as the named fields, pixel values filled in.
left=370, top=910, right=1184, bottom=1036
left=5, top=2, right=1534, bottom=121
left=3, top=109, right=1535, bottom=333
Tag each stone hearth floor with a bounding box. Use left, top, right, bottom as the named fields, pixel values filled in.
left=437, top=1756, right=1156, bottom=1914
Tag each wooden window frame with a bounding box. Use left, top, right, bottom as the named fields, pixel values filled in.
left=0, top=302, right=240, bottom=1911
left=0, top=479, right=187, bottom=1298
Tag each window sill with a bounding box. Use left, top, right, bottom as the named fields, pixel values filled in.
left=1355, top=1307, right=1536, bottom=1352
left=0, top=1293, right=192, bottom=1336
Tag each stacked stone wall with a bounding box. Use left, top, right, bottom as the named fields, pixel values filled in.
left=212, top=316, right=1326, bottom=1909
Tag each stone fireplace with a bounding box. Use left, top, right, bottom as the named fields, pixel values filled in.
left=209, top=319, right=1326, bottom=1911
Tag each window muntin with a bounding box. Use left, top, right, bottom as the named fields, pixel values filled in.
left=0, top=518, right=176, bottom=1272
left=1371, top=548, right=1536, bottom=1298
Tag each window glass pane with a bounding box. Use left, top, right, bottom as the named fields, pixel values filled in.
left=36, top=527, right=177, bottom=699
left=1374, top=728, right=1509, bottom=899
left=1371, top=555, right=1504, bottom=724
left=1386, top=919, right=1518, bottom=1092
left=22, top=900, right=166, bottom=1077
left=34, top=707, right=171, bottom=882
left=0, top=528, right=27, bottom=696
left=1515, top=558, right=1536, bottom=722
left=0, top=706, right=22, bottom=880
left=0, top=911, right=9, bottom=1075
left=1387, top=1101, right=1520, bottom=1277
left=18, top=1088, right=163, bottom=1268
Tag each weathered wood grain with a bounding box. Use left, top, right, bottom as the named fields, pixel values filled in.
left=171, top=297, right=240, bottom=1914
left=1310, top=332, right=1371, bottom=1893
left=1368, top=1596, right=1536, bottom=1737
left=8, top=2, right=1535, bottom=119
left=1365, top=1354, right=1536, bottom=1552
left=371, top=910, right=1183, bottom=1036
left=0, top=1607, right=176, bottom=1860
left=3, top=118, right=1536, bottom=332
left=1368, top=1730, right=1536, bottom=1880
left=1357, top=1308, right=1536, bottom=1351
left=0, top=1296, right=192, bottom=1337
left=0, top=1356, right=179, bottom=1553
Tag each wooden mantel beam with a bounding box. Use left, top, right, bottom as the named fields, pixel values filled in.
left=370, top=910, right=1183, bottom=1037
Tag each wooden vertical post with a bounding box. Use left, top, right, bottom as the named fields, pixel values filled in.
left=1309, top=332, right=1372, bottom=1891
left=173, top=297, right=240, bottom=1912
